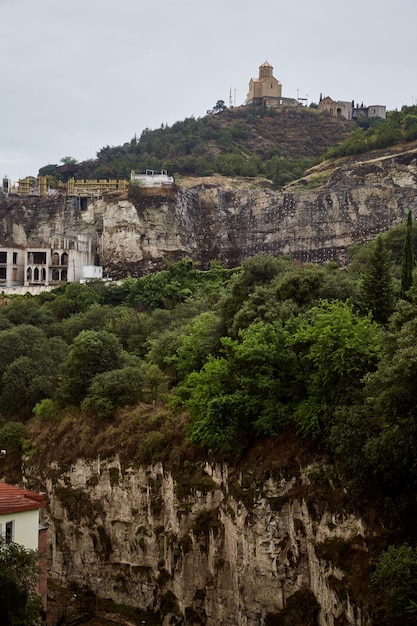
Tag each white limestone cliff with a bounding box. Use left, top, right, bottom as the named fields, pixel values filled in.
left=38, top=457, right=370, bottom=625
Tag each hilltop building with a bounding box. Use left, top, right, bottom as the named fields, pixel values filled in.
left=246, top=61, right=298, bottom=108
left=318, top=96, right=353, bottom=120
left=318, top=96, right=386, bottom=121
left=130, top=169, right=174, bottom=187
left=352, top=103, right=386, bottom=120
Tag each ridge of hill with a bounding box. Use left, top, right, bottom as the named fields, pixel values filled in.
left=40, top=106, right=355, bottom=185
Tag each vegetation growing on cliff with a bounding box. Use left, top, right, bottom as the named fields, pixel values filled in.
left=323, top=104, right=417, bottom=159
left=2, top=218, right=417, bottom=623
left=0, top=536, right=43, bottom=625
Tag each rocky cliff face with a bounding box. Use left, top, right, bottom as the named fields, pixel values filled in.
left=2, top=146, right=417, bottom=276
left=34, top=456, right=369, bottom=626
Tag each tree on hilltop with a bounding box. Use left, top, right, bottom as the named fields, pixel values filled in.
left=213, top=100, right=226, bottom=113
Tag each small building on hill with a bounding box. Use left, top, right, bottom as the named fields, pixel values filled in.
left=318, top=96, right=353, bottom=120
left=352, top=103, right=386, bottom=120
left=130, top=169, right=174, bottom=187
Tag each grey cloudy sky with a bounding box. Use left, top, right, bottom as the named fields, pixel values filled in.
left=1, top=0, right=415, bottom=181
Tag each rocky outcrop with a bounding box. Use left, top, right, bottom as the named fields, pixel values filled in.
left=1, top=146, right=417, bottom=275
left=36, top=457, right=370, bottom=626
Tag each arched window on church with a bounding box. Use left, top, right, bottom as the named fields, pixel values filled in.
left=52, top=252, right=60, bottom=266
left=61, top=252, right=68, bottom=266
left=34, top=267, right=39, bottom=282
left=27, top=267, right=32, bottom=281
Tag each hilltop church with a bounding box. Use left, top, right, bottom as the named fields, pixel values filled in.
left=246, top=61, right=298, bottom=108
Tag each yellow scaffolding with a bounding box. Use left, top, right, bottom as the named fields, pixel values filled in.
left=66, top=178, right=128, bottom=196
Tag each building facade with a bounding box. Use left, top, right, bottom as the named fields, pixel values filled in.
left=318, top=96, right=353, bottom=120
left=247, top=61, right=282, bottom=106
left=0, top=248, right=24, bottom=288
left=352, top=104, right=386, bottom=120
left=25, top=235, right=95, bottom=287
left=0, top=236, right=98, bottom=289
left=246, top=61, right=300, bottom=108
left=130, top=169, right=174, bottom=187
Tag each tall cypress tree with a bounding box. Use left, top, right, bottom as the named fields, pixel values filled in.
left=362, top=235, right=394, bottom=324
left=400, top=209, right=414, bottom=299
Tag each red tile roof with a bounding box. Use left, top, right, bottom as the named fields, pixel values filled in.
left=0, top=482, right=46, bottom=515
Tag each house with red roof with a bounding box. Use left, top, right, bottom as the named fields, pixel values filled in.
left=0, top=482, right=48, bottom=611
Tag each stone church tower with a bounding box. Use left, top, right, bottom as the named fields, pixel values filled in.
left=246, top=61, right=283, bottom=107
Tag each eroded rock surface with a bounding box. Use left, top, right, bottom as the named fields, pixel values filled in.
left=36, top=458, right=369, bottom=625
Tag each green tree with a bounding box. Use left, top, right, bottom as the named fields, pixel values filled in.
left=0, top=536, right=42, bottom=626
left=338, top=306, right=417, bottom=500
left=0, top=422, right=27, bottom=450
left=179, top=321, right=301, bottom=451
left=0, top=334, right=67, bottom=417
left=0, top=357, right=57, bottom=418
left=60, top=156, right=78, bottom=165
left=57, top=304, right=115, bottom=343
left=82, top=366, right=144, bottom=419
left=174, top=311, right=223, bottom=380
left=293, top=300, right=381, bottom=438
left=0, top=299, right=53, bottom=330
left=400, top=209, right=414, bottom=298
left=361, top=235, right=395, bottom=324
left=213, top=100, right=226, bottom=113
left=219, top=255, right=289, bottom=334
left=142, top=363, right=167, bottom=403
left=0, top=326, right=46, bottom=379
left=371, top=544, right=417, bottom=625
left=58, top=330, right=125, bottom=405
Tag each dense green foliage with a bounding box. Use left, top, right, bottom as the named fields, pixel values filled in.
left=39, top=106, right=354, bottom=186
left=371, top=544, right=417, bottom=625
left=0, top=536, right=42, bottom=625
left=38, top=105, right=417, bottom=191
left=2, top=216, right=417, bottom=623
left=324, top=105, right=417, bottom=159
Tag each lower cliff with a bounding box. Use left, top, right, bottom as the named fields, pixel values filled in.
left=28, top=446, right=372, bottom=626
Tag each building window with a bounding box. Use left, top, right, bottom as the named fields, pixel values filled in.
left=5, top=520, right=14, bottom=542
left=0, top=252, right=6, bottom=264
left=13, top=252, right=17, bottom=264
left=0, top=268, right=6, bottom=280
left=29, top=251, right=47, bottom=264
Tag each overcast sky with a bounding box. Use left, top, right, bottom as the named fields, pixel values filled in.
left=1, top=0, right=415, bottom=181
